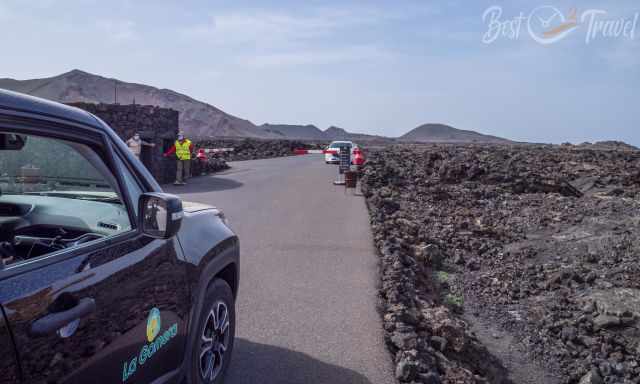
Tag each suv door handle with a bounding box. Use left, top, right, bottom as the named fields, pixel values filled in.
left=29, top=298, right=96, bottom=337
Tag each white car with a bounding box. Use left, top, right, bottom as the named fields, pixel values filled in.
left=325, top=141, right=358, bottom=164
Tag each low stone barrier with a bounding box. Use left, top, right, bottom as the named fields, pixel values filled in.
left=194, top=138, right=327, bottom=161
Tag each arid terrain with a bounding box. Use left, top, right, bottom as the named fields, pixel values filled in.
left=361, top=142, right=640, bottom=384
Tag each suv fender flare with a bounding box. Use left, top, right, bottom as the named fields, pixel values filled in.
left=181, top=241, right=238, bottom=382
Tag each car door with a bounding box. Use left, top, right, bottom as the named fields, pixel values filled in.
left=0, top=129, right=192, bottom=384
left=0, top=309, right=20, bottom=384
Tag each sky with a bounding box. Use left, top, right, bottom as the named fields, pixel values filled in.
left=0, top=0, right=638, bottom=144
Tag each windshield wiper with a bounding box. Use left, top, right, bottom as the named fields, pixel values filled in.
left=23, top=191, right=123, bottom=204
left=74, top=195, right=123, bottom=204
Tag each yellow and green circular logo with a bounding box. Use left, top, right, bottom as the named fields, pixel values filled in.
left=146, top=308, right=161, bottom=342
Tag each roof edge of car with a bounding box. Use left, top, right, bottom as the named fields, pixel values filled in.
left=0, top=88, right=102, bottom=128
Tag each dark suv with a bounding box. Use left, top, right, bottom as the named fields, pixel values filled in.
left=0, top=90, right=239, bottom=384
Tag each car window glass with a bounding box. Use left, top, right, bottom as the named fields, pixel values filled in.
left=114, top=154, right=143, bottom=217
left=0, top=132, right=133, bottom=268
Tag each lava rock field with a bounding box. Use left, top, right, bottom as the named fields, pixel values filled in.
left=361, top=143, right=640, bottom=384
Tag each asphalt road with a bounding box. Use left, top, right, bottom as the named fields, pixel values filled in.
left=166, top=155, right=394, bottom=384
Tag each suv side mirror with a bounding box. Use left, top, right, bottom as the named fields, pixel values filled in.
left=139, top=193, right=183, bottom=239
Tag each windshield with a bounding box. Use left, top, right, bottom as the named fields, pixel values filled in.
left=0, top=133, right=118, bottom=199
left=329, top=142, right=352, bottom=149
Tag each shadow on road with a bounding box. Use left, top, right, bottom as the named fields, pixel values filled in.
left=225, top=338, right=374, bottom=384
left=164, top=176, right=243, bottom=193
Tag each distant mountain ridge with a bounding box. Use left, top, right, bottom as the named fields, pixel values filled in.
left=400, top=123, right=510, bottom=143
left=0, top=70, right=512, bottom=143
left=258, top=124, right=387, bottom=142
left=324, top=126, right=387, bottom=142
left=0, top=69, right=274, bottom=138
left=260, top=124, right=327, bottom=140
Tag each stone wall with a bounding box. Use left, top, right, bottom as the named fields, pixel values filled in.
left=68, top=103, right=179, bottom=184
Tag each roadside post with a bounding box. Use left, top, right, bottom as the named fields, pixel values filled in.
left=333, top=146, right=351, bottom=186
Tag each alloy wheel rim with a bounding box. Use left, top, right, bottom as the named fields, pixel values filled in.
left=199, top=301, right=230, bottom=382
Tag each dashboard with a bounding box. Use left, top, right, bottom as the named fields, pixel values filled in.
left=0, top=194, right=132, bottom=264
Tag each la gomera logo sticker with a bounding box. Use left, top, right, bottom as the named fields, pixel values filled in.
left=123, top=308, right=178, bottom=382
left=146, top=308, right=161, bottom=342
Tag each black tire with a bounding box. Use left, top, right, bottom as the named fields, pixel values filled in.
left=190, top=279, right=236, bottom=384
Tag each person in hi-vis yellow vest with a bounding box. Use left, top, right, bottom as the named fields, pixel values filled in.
left=163, top=131, right=193, bottom=185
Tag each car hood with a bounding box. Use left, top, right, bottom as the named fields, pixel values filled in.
left=182, top=200, right=217, bottom=213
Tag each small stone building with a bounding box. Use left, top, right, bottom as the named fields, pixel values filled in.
left=68, top=103, right=179, bottom=184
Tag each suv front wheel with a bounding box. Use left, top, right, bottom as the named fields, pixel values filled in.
left=191, top=279, right=236, bottom=384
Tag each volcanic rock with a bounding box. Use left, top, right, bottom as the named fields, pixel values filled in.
left=362, top=142, right=640, bottom=383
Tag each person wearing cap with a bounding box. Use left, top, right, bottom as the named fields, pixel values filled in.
left=163, top=131, right=193, bottom=185
left=126, top=132, right=155, bottom=160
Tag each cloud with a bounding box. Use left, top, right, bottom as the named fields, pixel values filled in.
left=245, top=45, right=392, bottom=68
left=181, top=11, right=326, bottom=46
left=181, top=10, right=349, bottom=48
left=96, top=19, right=138, bottom=42
left=178, top=5, right=410, bottom=70
left=179, top=5, right=432, bottom=47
